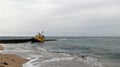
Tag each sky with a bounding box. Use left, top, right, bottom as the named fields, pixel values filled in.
left=0, top=0, right=120, bottom=36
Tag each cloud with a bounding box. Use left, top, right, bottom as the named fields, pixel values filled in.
left=0, top=0, right=120, bottom=36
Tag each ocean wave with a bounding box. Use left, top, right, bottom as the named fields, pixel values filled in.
left=23, top=51, right=103, bottom=67
left=2, top=43, right=103, bottom=67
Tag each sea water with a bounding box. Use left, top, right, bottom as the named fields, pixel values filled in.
left=1, top=37, right=120, bottom=67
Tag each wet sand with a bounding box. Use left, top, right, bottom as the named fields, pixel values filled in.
left=0, top=45, right=4, bottom=50
left=0, top=45, right=28, bottom=67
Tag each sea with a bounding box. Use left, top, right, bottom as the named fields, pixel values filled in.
left=0, top=37, right=120, bottom=67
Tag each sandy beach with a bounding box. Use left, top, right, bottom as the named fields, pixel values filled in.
left=0, top=45, right=28, bottom=67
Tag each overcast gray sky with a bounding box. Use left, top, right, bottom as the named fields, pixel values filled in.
left=0, top=0, right=120, bottom=36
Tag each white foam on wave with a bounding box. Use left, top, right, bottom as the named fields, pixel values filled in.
left=2, top=50, right=36, bottom=53
left=36, top=47, right=47, bottom=51
left=23, top=56, right=40, bottom=67
left=59, top=53, right=71, bottom=56
left=41, top=57, right=74, bottom=63
left=58, top=38, right=67, bottom=41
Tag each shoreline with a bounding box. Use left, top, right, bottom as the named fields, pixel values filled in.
left=0, top=43, right=103, bottom=67
left=0, top=45, right=29, bottom=67
left=0, top=45, right=4, bottom=50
